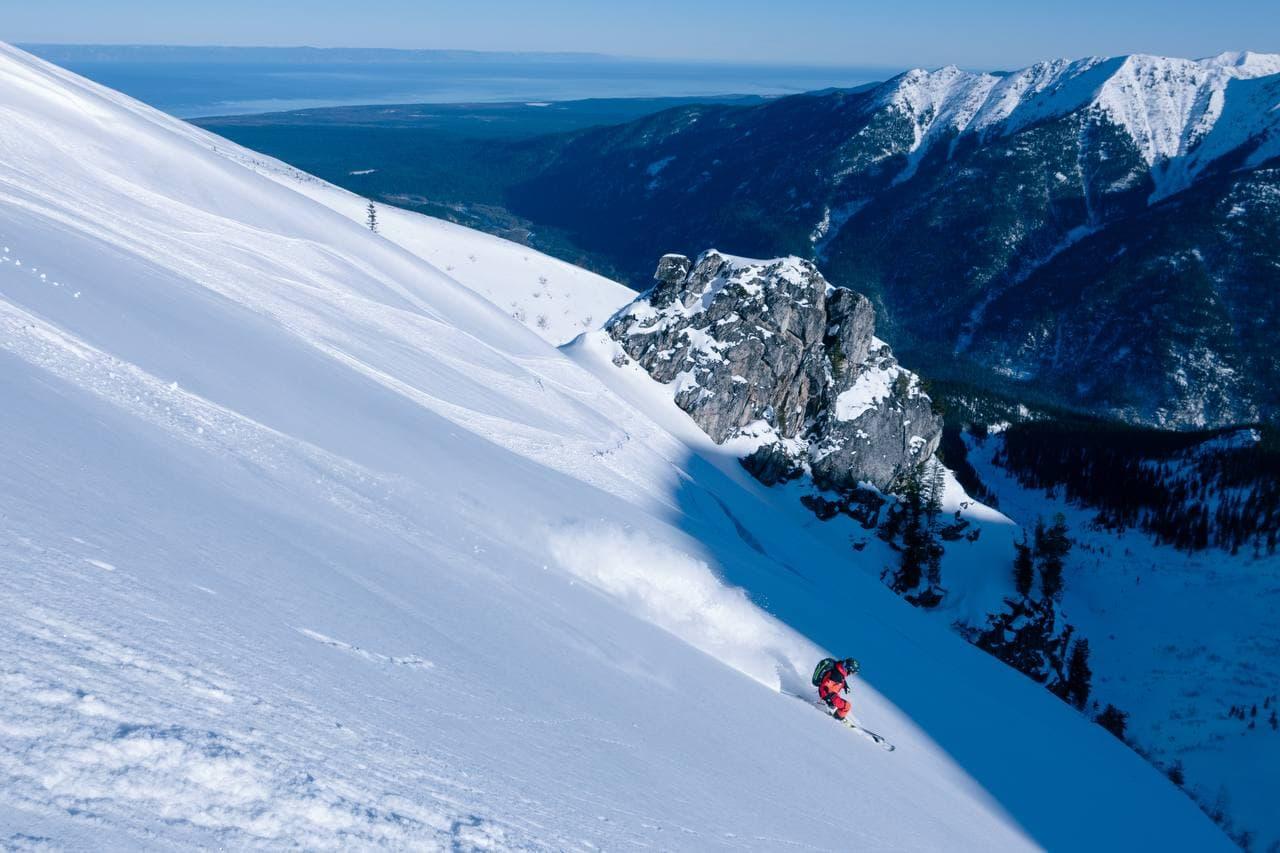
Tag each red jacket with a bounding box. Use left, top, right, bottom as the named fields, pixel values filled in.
left=819, top=661, right=850, bottom=697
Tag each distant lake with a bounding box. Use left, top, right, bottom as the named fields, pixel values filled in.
left=33, top=54, right=896, bottom=117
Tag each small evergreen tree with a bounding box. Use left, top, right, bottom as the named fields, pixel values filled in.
left=1096, top=703, right=1128, bottom=741
left=1035, top=513, right=1070, bottom=602
left=924, top=537, right=943, bottom=591
left=1208, top=785, right=1231, bottom=827
left=925, top=459, right=945, bottom=524
left=882, top=461, right=947, bottom=608
left=366, top=201, right=379, bottom=233
left=1063, top=638, right=1092, bottom=710
left=891, top=464, right=925, bottom=594
left=1013, top=537, right=1034, bottom=598
left=923, top=461, right=946, bottom=592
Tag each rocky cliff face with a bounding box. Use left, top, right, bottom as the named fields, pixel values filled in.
left=607, top=250, right=941, bottom=491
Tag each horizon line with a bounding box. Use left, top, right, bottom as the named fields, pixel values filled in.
left=14, top=41, right=909, bottom=71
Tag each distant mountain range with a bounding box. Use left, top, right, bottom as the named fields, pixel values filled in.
left=506, top=52, right=1280, bottom=428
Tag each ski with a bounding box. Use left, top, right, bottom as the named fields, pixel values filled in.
left=839, top=717, right=895, bottom=751
left=782, top=691, right=896, bottom=751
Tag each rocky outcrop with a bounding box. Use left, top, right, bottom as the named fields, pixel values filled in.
left=607, top=250, right=941, bottom=492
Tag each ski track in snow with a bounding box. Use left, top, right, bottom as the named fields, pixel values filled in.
left=296, top=628, right=435, bottom=671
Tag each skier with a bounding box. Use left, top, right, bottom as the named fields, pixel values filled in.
left=812, top=657, right=860, bottom=721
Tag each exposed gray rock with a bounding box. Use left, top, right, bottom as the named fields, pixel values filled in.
left=607, top=250, right=941, bottom=491
left=741, top=443, right=804, bottom=486
left=651, top=253, right=693, bottom=309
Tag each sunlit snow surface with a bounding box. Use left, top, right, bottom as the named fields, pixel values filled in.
left=0, top=44, right=1232, bottom=850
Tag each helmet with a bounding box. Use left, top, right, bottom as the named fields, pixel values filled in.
left=843, top=658, right=861, bottom=675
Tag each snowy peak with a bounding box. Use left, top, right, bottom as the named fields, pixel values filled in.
left=970, top=56, right=1116, bottom=133
left=1095, top=53, right=1280, bottom=164
left=877, top=65, right=990, bottom=122
left=1202, top=49, right=1280, bottom=74
left=868, top=51, right=1280, bottom=190
left=874, top=66, right=1000, bottom=175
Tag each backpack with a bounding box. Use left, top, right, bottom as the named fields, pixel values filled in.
left=811, top=657, right=838, bottom=687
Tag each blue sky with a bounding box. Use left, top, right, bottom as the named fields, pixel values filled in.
left=6, top=0, right=1278, bottom=67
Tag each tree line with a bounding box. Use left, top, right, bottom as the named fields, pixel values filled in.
left=993, top=421, right=1278, bottom=557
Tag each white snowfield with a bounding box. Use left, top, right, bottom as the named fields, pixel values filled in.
left=289, top=184, right=636, bottom=347
left=0, top=43, right=1231, bottom=850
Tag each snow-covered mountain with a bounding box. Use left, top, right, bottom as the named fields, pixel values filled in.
left=877, top=52, right=1280, bottom=195
left=495, top=51, right=1280, bottom=428
left=0, top=43, right=1233, bottom=849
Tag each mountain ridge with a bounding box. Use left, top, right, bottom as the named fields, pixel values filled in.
left=871, top=51, right=1280, bottom=197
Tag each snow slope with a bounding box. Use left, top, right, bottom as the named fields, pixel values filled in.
left=0, top=43, right=1231, bottom=849
left=25, top=77, right=635, bottom=348
left=251, top=164, right=637, bottom=346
